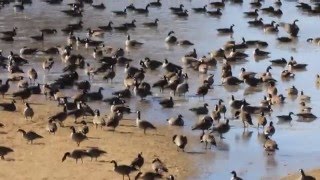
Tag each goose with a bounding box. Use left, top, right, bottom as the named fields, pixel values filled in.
left=192, top=5, right=207, bottom=13
left=152, top=76, right=168, bottom=92
left=143, top=18, right=159, bottom=27
left=250, top=0, right=262, bottom=7
left=264, top=24, right=279, bottom=33
left=258, top=112, right=267, bottom=129
left=172, top=134, right=188, bottom=152
left=134, top=4, right=150, bottom=14
left=103, top=65, right=116, bottom=83
left=23, top=103, right=34, bottom=120
left=165, top=31, right=177, bottom=44
left=130, top=152, right=144, bottom=170
left=173, top=9, right=188, bottom=17
left=200, top=131, right=216, bottom=149
left=239, top=105, right=253, bottom=128
left=133, top=81, right=152, bottom=100
left=162, top=59, right=182, bottom=73
left=267, top=81, right=278, bottom=95
left=86, top=147, right=106, bottom=161
left=300, top=102, right=312, bottom=113
left=176, top=79, right=189, bottom=96
left=110, top=104, right=131, bottom=114
left=288, top=61, right=308, bottom=70
left=286, top=86, right=298, bottom=96
left=27, top=68, right=38, bottom=84
left=307, top=37, right=320, bottom=45
left=167, top=114, right=184, bottom=126
left=91, top=3, right=105, bottom=9
left=87, top=87, right=104, bottom=101
left=70, top=126, right=87, bottom=146
left=12, top=88, right=31, bottom=102
left=211, top=105, right=221, bottom=122
left=229, top=95, right=249, bottom=109
left=103, top=97, right=125, bottom=106
left=217, top=99, right=227, bottom=118
left=239, top=67, right=256, bottom=80
left=207, top=8, right=222, bottom=16
left=62, top=150, right=89, bottom=163
left=253, top=48, right=270, bottom=57
left=0, top=146, right=13, bottom=160
left=210, top=48, right=225, bottom=58
left=248, top=18, right=263, bottom=27
left=177, top=40, right=194, bottom=46
left=123, top=20, right=137, bottom=29
left=222, top=76, right=243, bottom=86
left=159, top=96, right=174, bottom=108
left=136, top=111, right=156, bottom=134
left=263, top=20, right=276, bottom=29
left=17, top=129, right=43, bottom=144
left=42, top=58, right=54, bottom=72
left=140, top=57, right=162, bottom=70
left=0, top=100, right=16, bottom=112
left=135, top=172, right=162, bottom=180
left=261, top=6, right=274, bottom=13
left=244, top=9, right=259, bottom=17
left=113, top=25, right=129, bottom=32
left=299, top=91, right=311, bottom=102
left=275, top=0, right=282, bottom=6
left=40, top=28, right=57, bottom=34
left=296, top=112, right=317, bottom=120
left=170, top=4, right=184, bottom=12
left=211, top=119, right=230, bottom=139
left=231, top=171, right=243, bottom=180
left=126, top=3, right=136, bottom=11
left=30, top=32, right=44, bottom=41
left=264, top=135, right=279, bottom=153
left=197, top=80, right=211, bottom=100
left=110, top=160, right=137, bottom=179
left=244, top=77, right=263, bottom=87
left=217, top=24, right=234, bottom=34
left=191, top=115, right=213, bottom=133
left=0, top=27, right=17, bottom=37
left=46, top=119, right=57, bottom=134
left=189, top=103, right=209, bottom=115
left=0, top=36, right=14, bottom=41
left=210, top=0, right=225, bottom=7
left=270, top=58, right=287, bottom=66
left=87, top=28, right=104, bottom=37
left=277, top=36, right=293, bottom=43
left=277, top=112, right=294, bottom=123
left=151, top=158, right=168, bottom=173
left=20, top=46, right=38, bottom=55
left=272, top=9, right=283, bottom=16
left=149, top=0, right=161, bottom=7
left=92, top=109, right=105, bottom=129
left=126, top=35, right=143, bottom=47
left=281, top=19, right=299, bottom=37
left=112, top=9, right=127, bottom=16
left=299, top=169, right=316, bottom=180
left=106, top=110, right=123, bottom=131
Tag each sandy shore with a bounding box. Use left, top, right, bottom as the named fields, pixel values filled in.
left=282, top=169, right=320, bottom=180
left=0, top=94, right=196, bottom=180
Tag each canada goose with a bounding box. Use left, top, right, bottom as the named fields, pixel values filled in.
left=0, top=36, right=14, bottom=41
left=296, top=112, right=317, bottom=120
left=307, top=37, right=320, bottom=45
left=112, top=8, right=127, bottom=16
left=212, top=119, right=230, bottom=139
left=40, top=28, right=57, bottom=34
left=270, top=58, right=287, bottom=66
left=123, top=20, right=137, bottom=29
left=106, top=110, right=123, bottom=131
left=70, top=126, right=87, bottom=146
left=288, top=61, right=308, bottom=70
left=87, top=87, right=104, bottom=101
left=0, top=79, right=10, bottom=98
left=42, top=58, right=54, bottom=72
left=165, top=31, right=177, bottom=44
left=300, top=102, right=312, bottom=113
left=229, top=95, right=249, bottom=109
left=264, top=24, right=279, bottom=33
left=103, top=65, right=116, bottom=83
left=135, top=171, right=162, bottom=180
left=17, top=129, right=43, bottom=144
left=152, top=76, right=168, bottom=93
left=151, top=158, right=168, bottom=173
left=217, top=24, right=234, bottom=34
left=162, top=59, right=182, bottom=72
left=23, top=103, right=34, bottom=120
left=239, top=67, right=256, bottom=80
left=46, top=119, right=57, bottom=134
left=222, top=76, right=243, bottom=86
left=257, top=112, right=267, bottom=129
left=167, top=114, right=184, bottom=126
left=192, top=5, right=207, bottom=13
left=12, top=88, right=31, bottom=102
left=277, top=112, right=294, bottom=123
left=140, top=57, right=162, bottom=70
left=281, top=19, right=299, bottom=37
left=264, top=135, right=279, bottom=153
left=217, top=99, right=226, bottom=118
left=172, top=134, right=188, bottom=152
left=244, top=9, right=259, bottom=17
left=134, top=4, right=150, bottom=14
left=192, top=115, right=213, bottom=133
left=196, top=80, right=211, bottom=100
left=92, top=109, right=105, bottom=129
left=210, top=48, right=225, bottom=58
left=30, top=32, right=44, bottom=41
left=170, top=4, right=184, bottom=12
left=260, top=96, right=270, bottom=107
left=149, top=0, right=161, bottom=7
left=173, top=9, right=188, bottom=17
left=86, top=147, right=106, bottom=161
left=143, top=19, right=159, bottom=27
left=210, top=0, right=225, bottom=7
left=114, top=25, right=129, bottom=32
left=113, top=87, right=132, bottom=98
left=136, top=111, right=156, bottom=134
left=0, top=146, right=13, bottom=160
left=211, top=105, right=221, bottom=122
left=27, top=68, right=38, bottom=84
left=178, top=40, right=194, bottom=46
left=263, top=20, right=276, bottom=29
left=159, top=96, right=174, bottom=108
left=239, top=105, right=253, bottom=128
left=277, top=36, right=293, bottom=43
left=87, top=28, right=104, bottom=37
left=189, top=103, right=209, bottom=115
left=244, top=77, right=263, bottom=87
left=62, top=150, right=89, bottom=163
left=20, top=46, right=38, bottom=55
left=299, top=169, right=316, bottom=180
left=0, top=100, right=16, bottom=112
left=130, top=152, right=144, bottom=170
left=248, top=18, right=263, bottom=27
left=286, top=86, right=298, bottom=96
left=91, top=3, right=105, bottom=9
left=253, top=48, right=270, bottom=57
left=0, top=27, right=17, bottom=37
left=261, top=6, right=274, bottom=13
left=110, top=160, right=137, bottom=179
left=134, top=81, right=152, bottom=100
left=272, top=9, right=283, bottom=16
left=299, top=91, right=311, bottom=102
left=250, top=0, right=262, bottom=7
left=200, top=131, right=216, bottom=149
left=231, top=171, right=243, bottom=180
left=126, top=35, right=143, bottom=47
left=207, top=8, right=222, bottom=16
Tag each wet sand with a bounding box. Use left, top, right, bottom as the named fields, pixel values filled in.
left=0, top=95, right=196, bottom=179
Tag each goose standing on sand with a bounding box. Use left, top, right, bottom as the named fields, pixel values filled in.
left=231, top=171, right=243, bottom=180
left=79, top=120, right=89, bottom=134
left=17, top=129, right=43, bottom=144
left=86, top=147, right=106, bottom=161
left=106, top=110, right=123, bottom=131
left=23, top=102, right=34, bottom=120
left=70, top=126, right=87, bottom=146
left=0, top=79, right=10, bottom=98
left=12, top=88, right=31, bottom=102
left=136, top=111, right=156, bottom=134
left=62, top=149, right=89, bottom=163
left=165, top=31, right=177, bottom=44
left=92, top=109, right=105, bottom=129
left=0, top=146, right=13, bottom=160
left=211, top=119, right=230, bottom=139
left=48, top=106, right=68, bottom=126
left=200, top=131, right=216, bottom=149
left=299, top=169, right=316, bottom=180
left=0, top=100, right=16, bottom=112
left=152, top=158, right=168, bottom=173
left=130, top=152, right=144, bottom=170
left=167, top=114, right=184, bottom=126
left=46, top=119, right=57, bottom=134
left=126, top=35, right=143, bottom=47
left=172, top=134, right=188, bottom=152
left=110, top=160, right=137, bottom=180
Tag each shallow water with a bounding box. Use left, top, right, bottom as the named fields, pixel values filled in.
left=1, top=0, right=320, bottom=179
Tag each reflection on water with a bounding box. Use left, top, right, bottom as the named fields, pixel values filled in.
left=1, top=0, right=320, bottom=179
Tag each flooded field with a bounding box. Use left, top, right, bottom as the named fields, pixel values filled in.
left=1, top=0, right=320, bottom=179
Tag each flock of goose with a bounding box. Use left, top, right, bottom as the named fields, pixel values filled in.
left=0, top=0, right=320, bottom=179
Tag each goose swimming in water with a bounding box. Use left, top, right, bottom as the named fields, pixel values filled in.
left=126, top=35, right=143, bottom=47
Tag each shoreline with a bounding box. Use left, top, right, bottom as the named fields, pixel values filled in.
left=0, top=94, right=197, bottom=179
